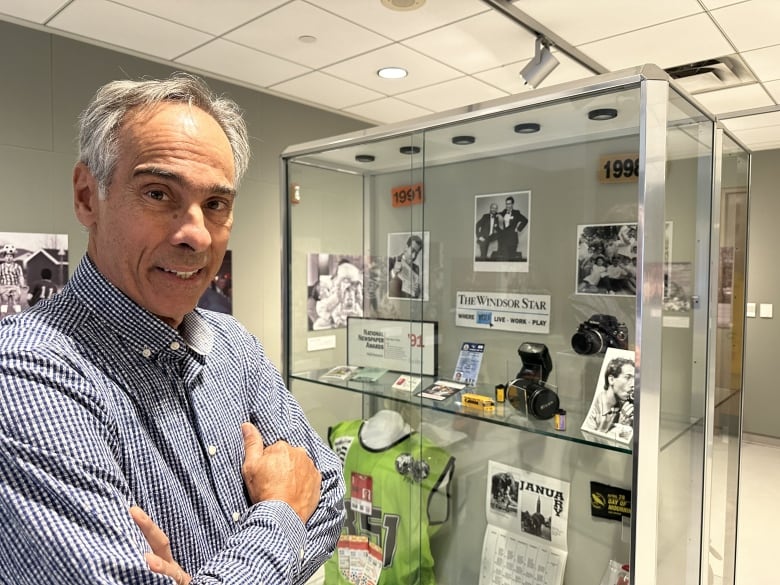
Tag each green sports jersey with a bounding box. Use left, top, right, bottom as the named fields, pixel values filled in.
left=325, top=419, right=455, bottom=585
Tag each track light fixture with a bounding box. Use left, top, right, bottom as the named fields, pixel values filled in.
left=519, top=36, right=559, bottom=88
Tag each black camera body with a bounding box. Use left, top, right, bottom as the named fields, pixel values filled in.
left=507, top=342, right=559, bottom=420
left=571, top=314, right=629, bottom=355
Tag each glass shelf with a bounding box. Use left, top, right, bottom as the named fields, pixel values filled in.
left=293, top=369, right=703, bottom=455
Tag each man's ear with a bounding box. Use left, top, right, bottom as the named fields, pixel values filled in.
left=73, top=162, right=99, bottom=228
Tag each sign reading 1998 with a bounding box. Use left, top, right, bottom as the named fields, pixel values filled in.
left=599, top=153, right=639, bottom=184
left=391, top=183, right=424, bottom=207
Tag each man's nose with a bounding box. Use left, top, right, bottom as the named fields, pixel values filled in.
left=171, top=204, right=211, bottom=251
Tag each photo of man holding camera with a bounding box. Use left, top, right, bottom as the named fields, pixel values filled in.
left=581, top=349, right=635, bottom=444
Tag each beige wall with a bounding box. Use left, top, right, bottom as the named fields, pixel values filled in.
left=743, top=150, right=780, bottom=438
left=0, top=20, right=369, bottom=368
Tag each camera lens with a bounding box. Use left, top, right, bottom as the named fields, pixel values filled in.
left=506, top=379, right=559, bottom=420
left=528, top=385, right=559, bottom=420
left=571, top=329, right=605, bottom=355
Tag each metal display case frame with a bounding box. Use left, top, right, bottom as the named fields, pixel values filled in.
left=280, top=65, right=749, bottom=585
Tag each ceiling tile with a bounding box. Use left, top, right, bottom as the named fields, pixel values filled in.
left=110, top=0, right=288, bottom=36
left=322, top=44, right=462, bottom=94
left=722, top=124, right=780, bottom=151
left=742, top=45, right=780, bottom=83
left=510, top=0, right=704, bottom=45
left=403, top=11, right=537, bottom=74
left=473, top=52, right=595, bottom=94
left=307, top=0, right=489, bottom=40
left=579, top=13, right=734, bottom=71
left=343, top=97, right=433, bottom=125
left=176, top=39, right=310, bottom=87
left=711, top=0, right=780, bottom=52
left=763, top=80, right=780, bottom=103
left=226, top=1, right=390, bottom=69
left=395, top=76, right=508, bottom=112
left=693, top=84, right=774, bottom=115
left=48, top=0, right=212, bottom=61
left=700, top=0, right=745, bottom=8
left=271, top=72, right=383, bottom=110
left=721, top=110, right=780, bottom=132
left=0, top=0, right=68, bottom=23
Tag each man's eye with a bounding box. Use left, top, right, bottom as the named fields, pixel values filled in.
left=145, top=189, right=167, bottom=201
left=206, top=199, right=232, bottom=212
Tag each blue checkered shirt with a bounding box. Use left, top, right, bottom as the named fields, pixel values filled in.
left=0, top=255, right=345, bottom=584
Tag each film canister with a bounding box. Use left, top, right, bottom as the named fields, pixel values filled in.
left=554, top=408, right=566, bottom=431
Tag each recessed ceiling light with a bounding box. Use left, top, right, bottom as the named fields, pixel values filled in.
left=298, top=35, right=317, bottom=44
left=514, top=123, right=541, bottom=134
left=377, top=67, right=408, bottom=79
left=588, top=108, right=618, bottom=121
left=452, top=135, right=475, bottom=145
left=399, top=145, right=421, bottom=155
left=381, top=0, right=426, bottom=10
left=355, top=154, right=375, bottom=163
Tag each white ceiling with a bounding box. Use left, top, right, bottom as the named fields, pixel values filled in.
left=1, top=0, right=779, bottom=150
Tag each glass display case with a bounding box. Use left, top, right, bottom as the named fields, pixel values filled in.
left=280, top=65, right=748, bottom=585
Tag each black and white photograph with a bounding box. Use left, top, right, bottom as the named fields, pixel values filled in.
left=197, top=250, right=232, bottom=314
left=306, top=253, right=365, bottom=331
left=664, top=262, right=693, bottom=312
left=489, top=471, right=519, bottom=516
left=0, top=232, right=69, bottom=320
left=519, top=491, right=554, bottom=542
left=576, top=222, right=673, bottom=296
left=576, top=223, right=637, bottom=296
left=474, top=191, right=531, bottom=273
left=581, top=347, right=636, bottom=445
left=387, top=231, right=429, bottom=301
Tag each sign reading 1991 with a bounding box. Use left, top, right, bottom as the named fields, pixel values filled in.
left=599, top=153, right=639, bottom=184
left=391, top=183, right=424, bottom=207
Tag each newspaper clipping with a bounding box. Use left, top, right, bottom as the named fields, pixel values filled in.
left=480, top=461, right=570, bottom=585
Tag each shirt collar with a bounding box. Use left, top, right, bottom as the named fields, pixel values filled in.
left=67, top=255, right=214, bottom=359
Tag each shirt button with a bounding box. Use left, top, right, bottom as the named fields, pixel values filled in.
left=142, top=348, right=152, bottom=358
left=207, top=445, right=217, bottom=456
left=170, top=341, right=181, bottom=351
left=232, top=511, right=241, bottom=522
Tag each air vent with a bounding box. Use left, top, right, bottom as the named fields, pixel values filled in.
left=665, top=55, right=756, bottom=94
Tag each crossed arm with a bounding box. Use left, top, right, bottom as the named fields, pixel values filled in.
left=0, top=340, right=345, bottom=584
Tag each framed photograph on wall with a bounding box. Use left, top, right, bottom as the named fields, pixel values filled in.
left=0, top=231, right=68, bottom=319
left=197, top=250, right=232, bottom=314
left=474, top=190, right=531, bottom=273
left=306, top=253, right=365, bottom=331
left=387, top=231, right=430, bottom=301
left=575, top=222, right=672, bottom=297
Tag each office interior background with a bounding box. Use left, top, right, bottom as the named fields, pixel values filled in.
left=1, top=1, right=779, bottom=583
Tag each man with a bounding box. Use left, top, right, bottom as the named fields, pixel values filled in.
left=497, top=195, right=529, bottom=261
left=0, top=244, right=25, bottom=317
left=475, top=202, right=502, bottom=260
left=388, top=234, right=423, bottom=298
left=582, top=357, right=635, bottom=434
left=26, top=267, right=58, bottom=306
left=0, top=74, right=344, bottom=584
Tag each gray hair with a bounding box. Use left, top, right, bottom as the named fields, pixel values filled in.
left=77, top=72, right=250, bottom=198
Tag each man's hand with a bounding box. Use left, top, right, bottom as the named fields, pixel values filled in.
left=130, top=506, right=191, bottom=585
left=241, top=422, right=322, bottom=524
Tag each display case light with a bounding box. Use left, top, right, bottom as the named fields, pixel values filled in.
left=588, top=108, right=618, bottom=121
left=451, top=135, right=476, bottom=145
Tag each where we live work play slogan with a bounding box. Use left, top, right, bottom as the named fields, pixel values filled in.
left=455, top=291, right=551, bottom=334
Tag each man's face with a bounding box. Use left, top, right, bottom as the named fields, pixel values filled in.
left=610, top=364, right=635, bottom=401
left=73, top=103, right=236, bottom=328
left=504, top=199, right=514, bottom=211
left=489, top=203, right=498, bottom=215
left=404, top=241, right=422, bottom=262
